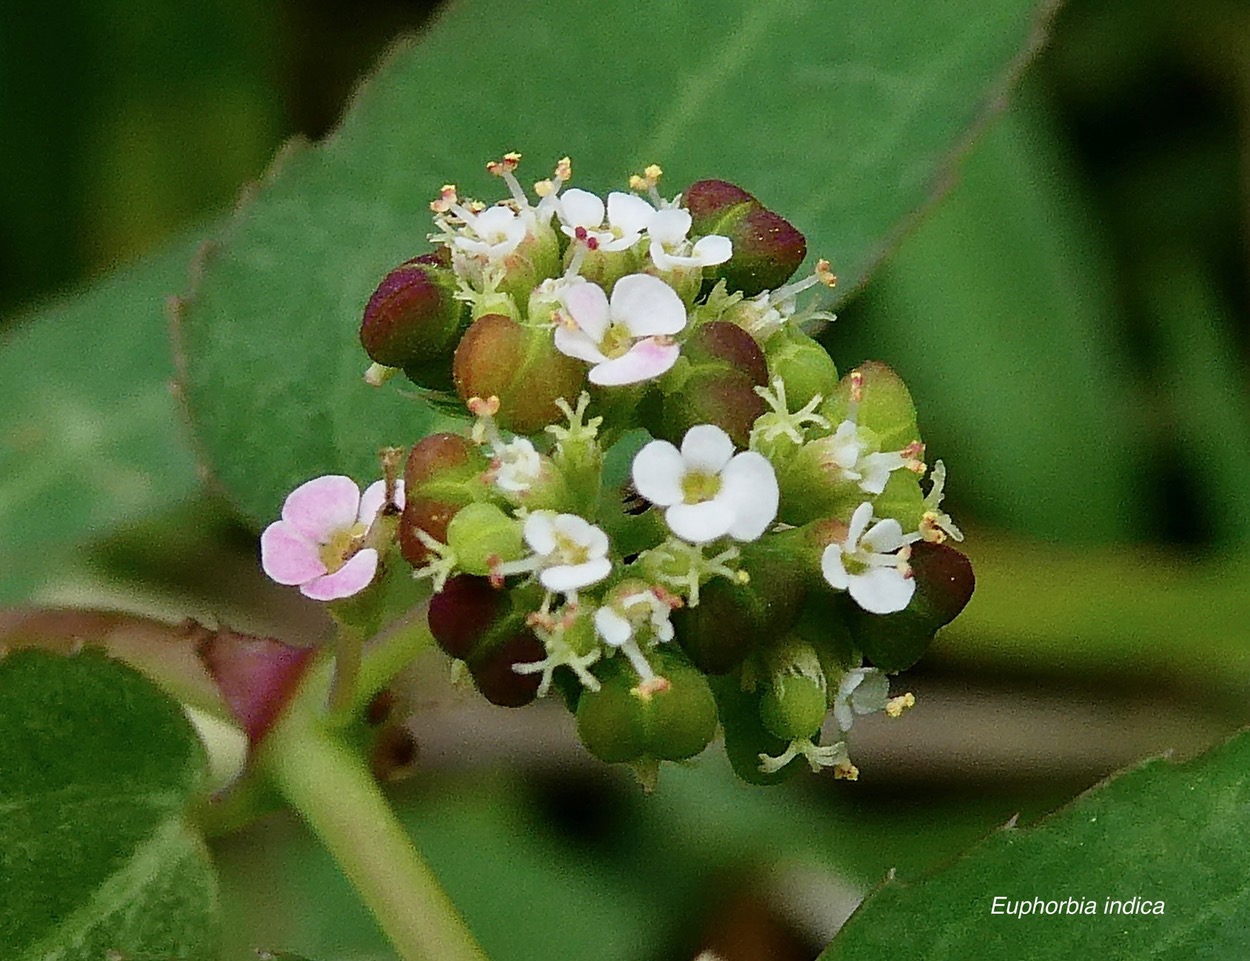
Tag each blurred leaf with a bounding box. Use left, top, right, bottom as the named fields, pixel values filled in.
left=819, top=728, right=1250, bottom=959
left=0, top=649, right=218, bottom=960
left=174, top=0, right=1059, bottom=526
left=0, top=227, right=209, bottom=603
left=840, top=89, right=1141, bottom=541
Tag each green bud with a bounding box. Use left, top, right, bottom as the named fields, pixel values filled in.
left=758, top=638, right=828, bottom=741
left=711, top=674, right=803, bottom=786
left=683, top=180, right=807, bottom=296
left=568, top=246, right=640, bottom=294
left=575, top=652, right=717, bottom=764
left=453, top=314, right=587, bottom=434
left=764, top=327, right=839, bottom=411
left=821, top=362, right=920, bottom=451
left=445, top=502, right=524, bottom=575
left=497, top=221, right=562, bottom=304
left=360, top=254, right=466, bottom=390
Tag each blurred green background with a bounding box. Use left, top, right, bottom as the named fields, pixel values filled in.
left=4, top=0, right=1250, bottom=959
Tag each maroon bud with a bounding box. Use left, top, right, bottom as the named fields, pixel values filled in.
left=469, top=630, right=545, bottom=707
left=360, top=254, right=466, bottom=375
left=427, top=575, right=508, bottom=660
left=399, top=434, right=486, bottom=567
left=453, top=313, right=586, bottom=434
left=195, top=626, right=315, bottom=745
left=653, top=322, right=767, bottom=447
left=404, top=432, right=475, bottom=488
left=683, top=180, right=806, bottom=296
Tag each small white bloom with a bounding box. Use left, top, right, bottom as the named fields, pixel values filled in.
left=523, top=511, right=612, bottom=594
left=820, top=501, right=915, bottom=615
left=555, top=274, right=687, bottom=385
left=647, top=207, right=732, bottom=271
left=492, top=437, right=543, bottom=493
left=557, top=188, right=655, bottom=252
left=821, top=419, right=910, bottom=495
left=594, top=588, right=676, bottom=684
left=450, top=203, right=529, bottom=261
left=832, top=667, right=890, bottom=731
left=632, top=424, right=779, bottom=544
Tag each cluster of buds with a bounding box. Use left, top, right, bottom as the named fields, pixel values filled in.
left=262, top=154, right=974, bottom=786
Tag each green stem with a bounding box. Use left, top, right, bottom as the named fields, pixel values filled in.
left=260, top=708, right=488, bottom=961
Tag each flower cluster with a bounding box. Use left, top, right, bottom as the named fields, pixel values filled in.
left=261, top=154, right=975, bottom=786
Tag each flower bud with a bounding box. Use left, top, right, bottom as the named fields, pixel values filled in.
left=445, top=502, right=524, bottom=575
left=846, top=541, right=974, bottom=672
left=763, top=327, right=839, bottom=411
left=683, top=180, right=806, bottom=296
left=711, top=674, right=803, bottom=785
left=469, top=629, right=545, bottom=707
left=360, top=254, right=467, bottom=389
left=758, top=638, right=828, bottom=741
left=821, top=362, right=920, bottom=451
left=653, top=322, right=768, bottom=447
left=399, top=434, right=487, bottom=566
left=427, top=574, right=506, bottom=660
left=575, top=651, right=717, bottom=764
left=453, top=314, right=586, bottom=434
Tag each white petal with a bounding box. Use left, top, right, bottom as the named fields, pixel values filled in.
left=609, top=273, right=687, bottom=337
left=851, top=669, right=890, bottom=715
left=847, top=568, right=915, bottom=615
left=845, top=501, right=875, bottom=549
left=858, top=451, right=906, bottom=494
left=551, top=513, right=606, bottom=558
left=281, top=475, right=361, bottom=541
left=632, top=440, right=686, bottom=506
left=647, top=207, right=692, bottom=246
left=301, top=549, right=379, bottom=601
left=680, top=424, right=735, bottom=473
left=691, top=234, right=732, bottom=266
left=607, top=191, right=656, bottom=235
left=560, top=280, right=611, bottom=340
left=558, top=188, right=605, bottom=228
left=666, top=500, right=734, bottom=544
left=523, top=511, right=559, bottom=556
left=594, top=607, right=633, bottom=647
left=554, top=325, right=611, bottom=364
left=820, top=544, right=851, bottom=590
left=474, top=205, right=518, bottom=237
left=833, top=700, right=855, bottom=732
left=718, top=451, right=779, bottom=541
left=541, top=557, right=612, bottom=592
left=861, top=518, right=906, bottom=554
left=260, top=521, right=326, bottom=585
left=600, top=231, right=643, bottom=253
left=588, top=338, right=680, bottom=386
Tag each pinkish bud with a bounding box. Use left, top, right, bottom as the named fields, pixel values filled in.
left=452, top=313, right=586, bottom=434
left=399, top=433, right=487, bottom=567
left=360, top=254, right=466, bottom=385
left=683, top=180, right=806, bottom=296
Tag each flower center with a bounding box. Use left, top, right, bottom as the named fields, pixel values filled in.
left=681, top=470, right=722, bottom=504
left=598, top=322, right=634, bottom=359
left=553, top=531, right=591, bottom=566
left=318, top=522, right=367, bottom=573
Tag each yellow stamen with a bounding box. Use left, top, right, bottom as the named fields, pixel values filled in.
left=885, top=692, right=916, bottom=718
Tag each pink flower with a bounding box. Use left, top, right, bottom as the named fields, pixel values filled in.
left=260, top=475, right=404, bottom=601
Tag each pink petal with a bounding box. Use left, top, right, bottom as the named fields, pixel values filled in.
left=282, top=475, right=361, bottom=540
left=358, top=479, right=405, bottom=525
left=560, top=281, right=611, bottom=340
left=589, top=338, right=679, bottom=386
left=260, top=521, right=327, bottom=585
left=610, top=274, right=687, bottom=336
left=300, top=549, right=379, bottom=601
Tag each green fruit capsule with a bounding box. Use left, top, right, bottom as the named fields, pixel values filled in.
left=763, top=327, right=839, bottom=411
left=711, top=674, right=804, bottom=786
left=820, top=362, right=920, bottom=451
left=445, top=502, right=524, bottom=575
left=576, top=653, right=717, bottom=765
left=759, top=673, right=826, bottom=742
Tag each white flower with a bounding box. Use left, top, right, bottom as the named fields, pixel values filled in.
left=820, top=501, right=915, bottom=615
left=492, top=437, right=543, bottom=493
left=820, top=419, right=911, bottom=495
left=594, top=588, right=676, bottom=685
left=523, top=511, right=612, bottom=594
left=450, top=203, right=529, bottom=261
left=832, top=667, right=890, bottom=731
left=260, top=475, right=405, bottom=601
left=555, top=274, right=687, bottom=385
left=632, top=424, right=779, bottom=544
left=557, top=188, right=655, bottom=252
left=647, top=207, right=732, bottom=271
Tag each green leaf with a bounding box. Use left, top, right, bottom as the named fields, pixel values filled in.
left=175, top=0, right=1058, bottom=526
left=0, top=649, right=218, bottom=960
left=0, top=227, right=209, bottom=603
left=819, top=729, right=1250, bottom=960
